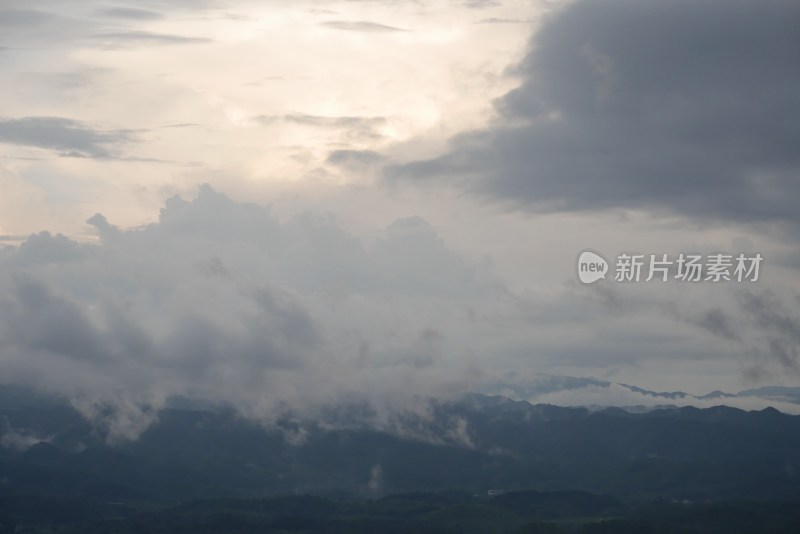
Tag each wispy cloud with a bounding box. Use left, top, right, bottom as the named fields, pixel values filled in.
left=256, top=113, right=386, bottom=128
left=92, top=30, right=212, bottom=47
left=94, top=7, right=163, bottom=20
left=254, top=113, right=388, bottom=142
left=477, top=17, right=531, bottom=24
left=0, top=116, right=137, bottom=159
left=320, top=20, right=407, bottom=32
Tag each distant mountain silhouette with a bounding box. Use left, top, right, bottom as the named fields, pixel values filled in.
left=2, top=383, right=800, bottom=503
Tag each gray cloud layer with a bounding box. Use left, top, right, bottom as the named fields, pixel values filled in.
left=0, top=117, right=136, bottom=158
left=389, top=0, right=800, bottom=225
left=95, top=7, right=164, bottom=20
left=0, top=186, right=493, bottom=441
left=0, top=4, right=211, bottom=49
left=1, top=186, right=798, bottom=442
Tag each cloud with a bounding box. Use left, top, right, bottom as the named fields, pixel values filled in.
left=366, top=464, right=384, bottom=494
left=95, top=7, right=163, bottom=20
left=0, top=2, right=216, bottom=49
left=528, top=382, right=800, bottom=415
left=738, top=290, right=800, bottom=372
left=477, top=17, right=531, bottom=24
left=92, top=30, right=212, bottom=47
left=0, top=235, right=26, bottom=243
left=326, top=149, right=385, bottom=171
left=463, top=0, right=501, bottom=9
left=0, top=276, right=111, bottom=366
left=0, top=186, right=796, bottom=441
left=0, top=8, right=53, bottom=27
left=389, top=0, right=800, bottom=226
left=482, top=372, right=800, bottom=414
left=257, top=113, right=386, bottom=129
left=1, top=416, right=53, bottom=451
left=0, top=186, right=492, bottom=442
left=0, top=116, right=136, bottom=158
left=254, top=113, right=388, bottom=142
left=308, top=9, right=339, bottom=16
left=0, top=7, right=95, bottom=47
left=6, top=7, right=84, bottom=27
left=695, top=308, right=740, bottom=342
left=14, top=232, right=92, bottom=264
left=320, top=21, right=406, bottom=32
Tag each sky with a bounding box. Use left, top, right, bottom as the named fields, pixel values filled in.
left=1, top=0, right=800, bottom=439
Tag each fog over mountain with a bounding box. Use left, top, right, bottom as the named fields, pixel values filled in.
left=1, top=185, right=496, bottom=441
left=0, top=185, right=798, bottom=445
left=0, top=0, right=798, bottom=457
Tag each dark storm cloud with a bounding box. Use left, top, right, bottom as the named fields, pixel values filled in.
left=389, top=0, right=800, bottom=225
left=0, top=117, right=136, bottom=158
left=320, top=21, right=406, bottom=32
